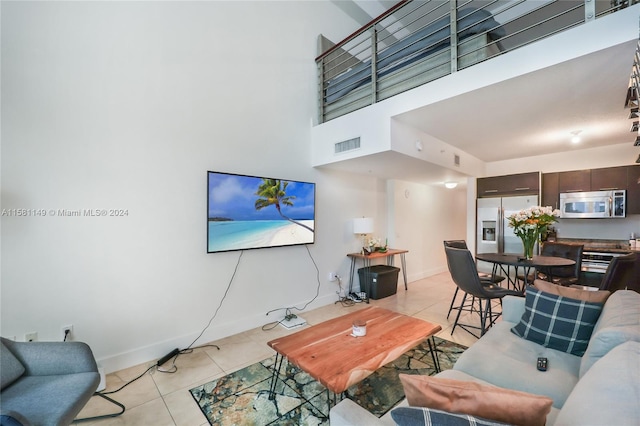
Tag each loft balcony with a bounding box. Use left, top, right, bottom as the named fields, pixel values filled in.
left=316, top=0, right=636, bottom=123
left=312, top=0, right=640, bottom=185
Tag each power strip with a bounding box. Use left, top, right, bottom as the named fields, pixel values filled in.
left=280, top=315, right=306, bottom=329
left=157, top=348, right=180, bottom=366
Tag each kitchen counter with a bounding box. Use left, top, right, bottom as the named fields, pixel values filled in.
left=553, top=238, right=639, bottom=253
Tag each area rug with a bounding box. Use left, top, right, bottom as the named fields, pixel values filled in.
left=189, top=336, right=466, bottom=425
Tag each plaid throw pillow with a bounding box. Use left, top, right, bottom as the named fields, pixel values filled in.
left=511, top=286, right=604, bottom=356
left=391, top=407, right=511, bottom=426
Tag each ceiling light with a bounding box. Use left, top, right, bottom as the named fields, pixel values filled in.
left=444, top=182, right=458, bottom=189
left=631, top=121, right=639, bottom=132
left=630, top=108, right=640, bottom=119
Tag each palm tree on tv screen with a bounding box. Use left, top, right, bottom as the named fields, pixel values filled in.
left=254, top=179, right=313, bottom=232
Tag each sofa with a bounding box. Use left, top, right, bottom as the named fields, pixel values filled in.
left=0, top=338, right=100, bottom=426
left=330, top=288, right=640, bottom=425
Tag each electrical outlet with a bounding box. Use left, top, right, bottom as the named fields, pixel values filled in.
left=328, top=272, right=337, bottom=282
left=25, top=332, right=38, bottom=342
left=62, top=324, right=73, bottom=341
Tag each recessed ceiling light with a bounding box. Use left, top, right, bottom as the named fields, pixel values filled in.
left=444, top=182, right=458, bottom=189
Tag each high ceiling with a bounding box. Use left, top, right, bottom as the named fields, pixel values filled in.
left=325, top=0, right=639, bottom=185
left=394, top=40, right=635, bottom=163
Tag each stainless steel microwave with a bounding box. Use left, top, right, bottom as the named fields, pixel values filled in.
left=559, top=190, right=626, bottom=219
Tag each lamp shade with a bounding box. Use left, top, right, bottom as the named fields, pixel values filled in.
left=353, top=217, right=374, bottom=235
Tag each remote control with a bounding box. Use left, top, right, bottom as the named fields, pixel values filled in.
left=537, top=357, right=548, bottom=371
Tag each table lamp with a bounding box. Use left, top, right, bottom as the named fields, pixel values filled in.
left=353, top=217, right=374, bottom=253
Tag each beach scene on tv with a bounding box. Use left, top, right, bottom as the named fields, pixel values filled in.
left=207, top=172, right=315, bottom=253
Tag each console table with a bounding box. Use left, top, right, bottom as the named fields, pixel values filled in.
left=347, top=249, right=408, bottom=302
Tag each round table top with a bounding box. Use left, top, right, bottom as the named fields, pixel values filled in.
left=476, top=252, right=576, bottom=267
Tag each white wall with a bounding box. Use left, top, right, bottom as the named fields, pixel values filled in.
left=387, top=180, right=467, bottom=281
left=1, top=0, right=467, bottom=374
left=0, top=1, right=399, bottom=373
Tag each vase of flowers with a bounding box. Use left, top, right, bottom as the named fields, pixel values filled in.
left=366, top=237, right=388, bottom=254
left=507, top=206, right=560, bottom=260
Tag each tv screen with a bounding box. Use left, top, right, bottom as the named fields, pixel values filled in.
left=207, top=171, right=316, bottom=253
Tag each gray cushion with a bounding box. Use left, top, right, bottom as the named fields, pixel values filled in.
left=1, top=341, right=25, bottom=390
left=555, top=341, right=640, bottom=425
left=580, top=290, right=640, bottom=377
left=448, top=321, right=580, bottom=409
left=391, top=407, right=512, bottom=426
left=511, top=287, right=603, bottom=356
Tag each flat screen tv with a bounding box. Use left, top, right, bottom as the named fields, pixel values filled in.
left=207, top=171, right=316, bottom=253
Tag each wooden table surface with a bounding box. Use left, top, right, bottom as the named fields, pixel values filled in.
left=346, top=248, right=409, bottom=260
left=267, top=306, right=441, bottom=394
left=475, top=253, right=576, bottom=268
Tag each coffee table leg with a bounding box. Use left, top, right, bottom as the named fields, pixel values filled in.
left=269, top=353, right=284, bottom=400
left=324, top=389, right=344, bottom=418
left=427, top=336, right=441, bottom=373
left=326, top=389, right=334, bottom=417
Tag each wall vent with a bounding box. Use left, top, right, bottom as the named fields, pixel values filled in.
left=335, top=137, right=361, bottom=154
left=454, top=154, right=460, bottom=167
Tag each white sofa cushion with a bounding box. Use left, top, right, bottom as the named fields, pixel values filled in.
left=554, top=341, right=640, bottom=426
left=451, top=321, right=580, bottom=408
left=330, top=397, right=397, bottom=426
left=580, top=290, right=640, bottom=378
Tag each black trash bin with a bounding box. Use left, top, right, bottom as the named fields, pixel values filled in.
left=357, top=265, right=400, bottom=300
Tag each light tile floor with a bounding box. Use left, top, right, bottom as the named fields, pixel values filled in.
left=77, top=271, right=488, bottom=426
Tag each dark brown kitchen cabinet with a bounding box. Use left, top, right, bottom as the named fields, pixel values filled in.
left=558, top=170, right=591, bottom=193
left=477, top=172, right=539, bottom=197
left=591, top=167, right=627, bottom=191
left=626, top=165, right=640, bottom=215
left=542, top=172, right=559, bottom=209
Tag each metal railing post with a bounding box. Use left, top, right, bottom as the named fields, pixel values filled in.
left=584, top=0, right=595, bottom=22
left=317, top=60, right=325, bottom=123
left=371, top=26, right=378, bottom=106
left=450, top=0, right=458, bottom=73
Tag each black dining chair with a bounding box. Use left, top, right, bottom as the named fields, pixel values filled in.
left=444, top=245, right=522, bottom=338
left=443, top=240, right=505, bottom=319
left=535, top=242, right=584, bottom=286
left=598, top=253, right=639, bottom=293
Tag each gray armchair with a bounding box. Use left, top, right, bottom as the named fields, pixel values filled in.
left=0, top=337, right=123, bottom=426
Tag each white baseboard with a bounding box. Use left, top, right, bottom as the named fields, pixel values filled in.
left=96, top=292, right=337, bottom=374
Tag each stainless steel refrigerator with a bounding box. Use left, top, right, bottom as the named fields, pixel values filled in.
left=476, top=195, right=539, bottom=258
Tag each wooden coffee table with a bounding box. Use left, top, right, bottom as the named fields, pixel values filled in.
left=267, top=306, right=442, bottom=403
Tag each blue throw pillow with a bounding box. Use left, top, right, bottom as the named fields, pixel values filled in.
left=511, top=286, right=603, bottom=356
left=391, top=406, right=512, bottom=426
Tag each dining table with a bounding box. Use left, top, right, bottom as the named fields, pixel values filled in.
left=476, top=253, right=576, bottom=292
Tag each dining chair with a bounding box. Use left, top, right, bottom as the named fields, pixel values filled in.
left=598, top=253, right=639, bottom=293
left=443, top=240, right=505, bottom=320
left=444, top=245, right=522, bottom=338
left=535, top=242, right=583, bottom=286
